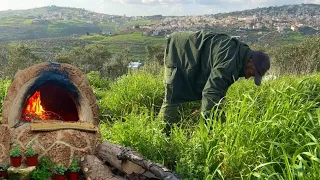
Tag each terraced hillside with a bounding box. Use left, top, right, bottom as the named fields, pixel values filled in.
left=0, top=6, right=115, bottom=42
left=78, top=33, right=166, bottom=61
left=0, top=32, right=166, bottom=62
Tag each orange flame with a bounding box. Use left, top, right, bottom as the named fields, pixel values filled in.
left=24, top=91, right=47, bottom=120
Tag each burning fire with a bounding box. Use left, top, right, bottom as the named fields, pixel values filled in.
left=23, top=91, right=48, bottom=121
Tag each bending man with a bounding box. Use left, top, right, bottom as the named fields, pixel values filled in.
left=159, top=30, right=270, bottom=125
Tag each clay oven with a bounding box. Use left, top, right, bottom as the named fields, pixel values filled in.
left=0, top=62, right=101, bottom=166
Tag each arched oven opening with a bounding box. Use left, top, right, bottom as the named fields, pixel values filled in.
left=20, top=70, right=80, bottom=122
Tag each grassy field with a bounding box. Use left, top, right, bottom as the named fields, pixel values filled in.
left=93, top=70, right=320, bottom=179
left=96, top=71, right=320, bottom=179
left=279, top=31, right=307, bottom=45
left=120, top=19, right=154, bottom=29
left=1, top=68, right=319, bottom=179
left=0, top=32, right=166, bottom=62
left=78, top=33, right=166, bottom=61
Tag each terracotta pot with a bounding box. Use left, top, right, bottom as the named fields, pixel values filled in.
left=10, top=156, right=22, bottom=167
left=0, top=170, right=8, bottom=179
left=54, top=174, right=66, bottom=180
left=26, top=155, right=38, bottom=166
left=69, top=172, right=80, bottom=180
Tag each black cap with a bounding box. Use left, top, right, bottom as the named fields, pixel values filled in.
left=252, top=51, right=270, bottom=86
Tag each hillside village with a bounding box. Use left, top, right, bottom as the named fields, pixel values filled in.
left=2, top=3, right=319, bottom=40
left=0, top=3, right=319, bottom=64
left=140, top=4, right=320, bottom=38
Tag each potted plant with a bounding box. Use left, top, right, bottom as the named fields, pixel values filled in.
left=53, top=164, right=67, bottom=180
left=25, top=141, right=38, bottom=167
left=0, top=164, right=10, bottom=179
left=9, top=145, right=22, bottom=167
left=69, top=158, right=80, bottom=180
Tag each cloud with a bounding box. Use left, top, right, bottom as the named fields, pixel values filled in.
left=109, top=0, right=320, bottom=6
left=109, top=0, right=258, bottom=5
left=306, top=0, right=320, bottom=3
left=110, top=0, right=193, bottom=5
left=194, top=0, right=245, bottom=5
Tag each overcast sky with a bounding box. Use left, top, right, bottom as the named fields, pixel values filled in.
left=0, top=0, right=319, bottom=16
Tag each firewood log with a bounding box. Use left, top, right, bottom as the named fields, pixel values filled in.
left=95, top=141, right=180, bottom=180
left=80, top=155, right=126, bottom=180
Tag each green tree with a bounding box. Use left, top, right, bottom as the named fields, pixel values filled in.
left=0, top=45, right=8, bottom=78
left=269, top=36, right=320, bottom=75
left=5, top=44, right=42, bottom=78
left=102, top=47, right=132, bottom=79
left=55, top=44, right=112, bottom=73
left=146, top=44, right=165, bottom=65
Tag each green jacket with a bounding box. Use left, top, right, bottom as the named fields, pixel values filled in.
left=164, top=30, right=253, bottom=113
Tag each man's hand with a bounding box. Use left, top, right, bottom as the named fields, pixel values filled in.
left=191, top=109, right=201, bottom=115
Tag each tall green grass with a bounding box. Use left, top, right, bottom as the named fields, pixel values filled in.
left=0, top=71, right=319, bottom=179
left=0, top=79, right=11, bottom=122
left=97, top=70, right=164, bottom=119
left=98, top=72, right=320, bottom=179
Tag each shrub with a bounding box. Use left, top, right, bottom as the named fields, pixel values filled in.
left=25, top=140, right=37, bottom=157
left=54, top=44, right=112, bottom=73
left=69, top=158, right=81, bottom=172
left=268, top=36, right=320, bottom=75
left=31, top=157, right=53, bottom=180
left=87, top=71, right=110, bottom=90
left=53, top=164, right=67, bottom=175
left=0, top=164, right=10, bottom=171
left=9, top=145, right=21, bottom=157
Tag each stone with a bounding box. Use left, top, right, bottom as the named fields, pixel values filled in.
left=17, top=127, right=37, bottom=147
left=8, top=166, right=36, bottom=180
left=0, top=125, right=10, bottom=164
left=0, top=125, right=10, bottom=145
left=45, top=142, right=72, bottom=166
left=87, top=132, right=102, bottom=150
left=37, top=131, right=59, bottom=149
left=10, top=123, right=29, bottom=146
left=59, top=130, right=88, bottom=149
left=73, top=148, right=91, bottom=159
left=1, top=104, right=10, bottom=124
left=0, top=145, right=9, bottom=164
left=28, top=140, right=45, bottom=157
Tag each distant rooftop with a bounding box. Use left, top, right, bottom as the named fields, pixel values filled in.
left=128, top=61, right=143, bottom=69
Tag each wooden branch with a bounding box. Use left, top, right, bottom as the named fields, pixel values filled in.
left=80, top=155, right=126, bottom=180
left=30, top=121, right=97, bottom=132
left=95, top=142, right=146, bottom=175
left=95, top=141, right=180, bottom=180
left=118, top=148, right=180, bottom=180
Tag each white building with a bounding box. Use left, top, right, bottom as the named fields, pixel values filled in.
left=128, top=61, right=143, bottom=70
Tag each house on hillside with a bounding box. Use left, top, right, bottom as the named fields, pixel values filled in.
left=143, top=31, right=153, bottom=36
left=128, top=61, right=143, bottom=70
left=152, top=30, right=166, bottom=37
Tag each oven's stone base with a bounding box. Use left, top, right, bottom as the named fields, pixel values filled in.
left=0, top=123, right=101, bottom=166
